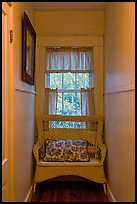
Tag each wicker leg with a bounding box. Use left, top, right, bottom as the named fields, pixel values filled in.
left=33, top=183, right=37, bottom=193
left=103, top=183, right=107, bottom=195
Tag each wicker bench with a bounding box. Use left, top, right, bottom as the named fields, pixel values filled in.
left=33, top=115, right=107, bottom=194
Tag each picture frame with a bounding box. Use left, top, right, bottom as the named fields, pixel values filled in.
left=22, top=12, right=36, bottom=85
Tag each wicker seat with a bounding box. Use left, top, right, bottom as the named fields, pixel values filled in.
left=33, top=115, right=107, bottom=194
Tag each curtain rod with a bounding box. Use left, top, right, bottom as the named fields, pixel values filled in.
left=46, top=46, right=93, bottom=51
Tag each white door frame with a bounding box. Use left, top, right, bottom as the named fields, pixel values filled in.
left=2, top=2, right=14, bottom=201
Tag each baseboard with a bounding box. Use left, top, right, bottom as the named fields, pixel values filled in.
left=107, top=183, right=116, bottom=202
left=24, top=185, right=33, bottom=202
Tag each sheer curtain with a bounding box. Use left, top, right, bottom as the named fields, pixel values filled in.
left=46, top=47, right=94, bottom=73
left=80, top=88, right=95, bottom=116
left=45, top=47, right=94, bottom=116
left=44, top=88, right=58, bottom=114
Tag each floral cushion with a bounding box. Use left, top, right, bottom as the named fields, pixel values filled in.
left=43, top=139, right=90, bottom=162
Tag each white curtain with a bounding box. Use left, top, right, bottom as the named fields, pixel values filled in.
left=44, top=88, right=58, bottom=114
left=81, top=88, right=95, bottom=116
left=46, top=47, right=93, bottom=72
left=45, top=47, right=94, bottom=117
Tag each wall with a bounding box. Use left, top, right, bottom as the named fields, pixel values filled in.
left=35, top=10, right=104, bottom=128
left=35, top=10, right=104, bottom=36
left=104, top=2, right=135, bottom=201
left=12, top=2, right=35, bottom=202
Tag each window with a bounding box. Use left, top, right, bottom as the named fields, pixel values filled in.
left=45, top=47, right=94, bottom=116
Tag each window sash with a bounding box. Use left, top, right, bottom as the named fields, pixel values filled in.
left=45, top=72, right=93, bottom=89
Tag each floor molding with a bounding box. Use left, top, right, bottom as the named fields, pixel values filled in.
left=24, top=185, right=33, bottom=202
left=107, top=183, right=116, bottom=202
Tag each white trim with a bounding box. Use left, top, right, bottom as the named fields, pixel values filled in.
left=103, top=85, right=135, bottom=95
left=24, top=185, right=33, bottom=202
left=2, top=2, right=14, bottom=201
left=15, top=88, right=36, bottom=94
left=107, top=184, right=116, bottom=202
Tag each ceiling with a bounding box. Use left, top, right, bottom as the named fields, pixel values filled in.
left=32, top=2, right=107, bottom=11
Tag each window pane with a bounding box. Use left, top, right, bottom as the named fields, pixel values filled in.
left=64, top=93, right=75, bottom=115
left=46, top=72, right=94, bottom=117
left=57, top=92, right=81, bottom=116
left=47, top=72, right=94, bottom=89
left=50, top=73, right=62, bottom=89
left=50, top=121, right=86, bottom=128
left=64, top=92, right=81, bottom=116
left=76, top=73, right=91, bottom=89
left=64, top=73, right=93, bottom=90
left=64, top=73, right=75, bottom=90
left=75, top=92, right=81, bottom=115
left=57, top=93, right=62, bottom=115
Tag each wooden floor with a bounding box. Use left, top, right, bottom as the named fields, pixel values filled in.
left=31, top=179, right=109, bottom=202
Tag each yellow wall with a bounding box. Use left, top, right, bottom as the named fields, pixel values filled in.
left=104, top=2, right=135, bottom=201
left=35, top=10, right=104, bottom=36
left=35, top=10, right=104, bottom=128
left=12, top=2, right=35, bottom=202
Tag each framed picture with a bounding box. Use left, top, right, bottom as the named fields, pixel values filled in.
left=22, top=12, right=36, bottom=85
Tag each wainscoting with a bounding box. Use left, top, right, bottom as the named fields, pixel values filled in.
left=104, top=86, right=135, bottom=201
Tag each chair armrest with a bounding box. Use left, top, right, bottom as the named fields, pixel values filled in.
left=33, top=143, right=43, bottom=163
left=100, top=144, right=107, bottom=163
